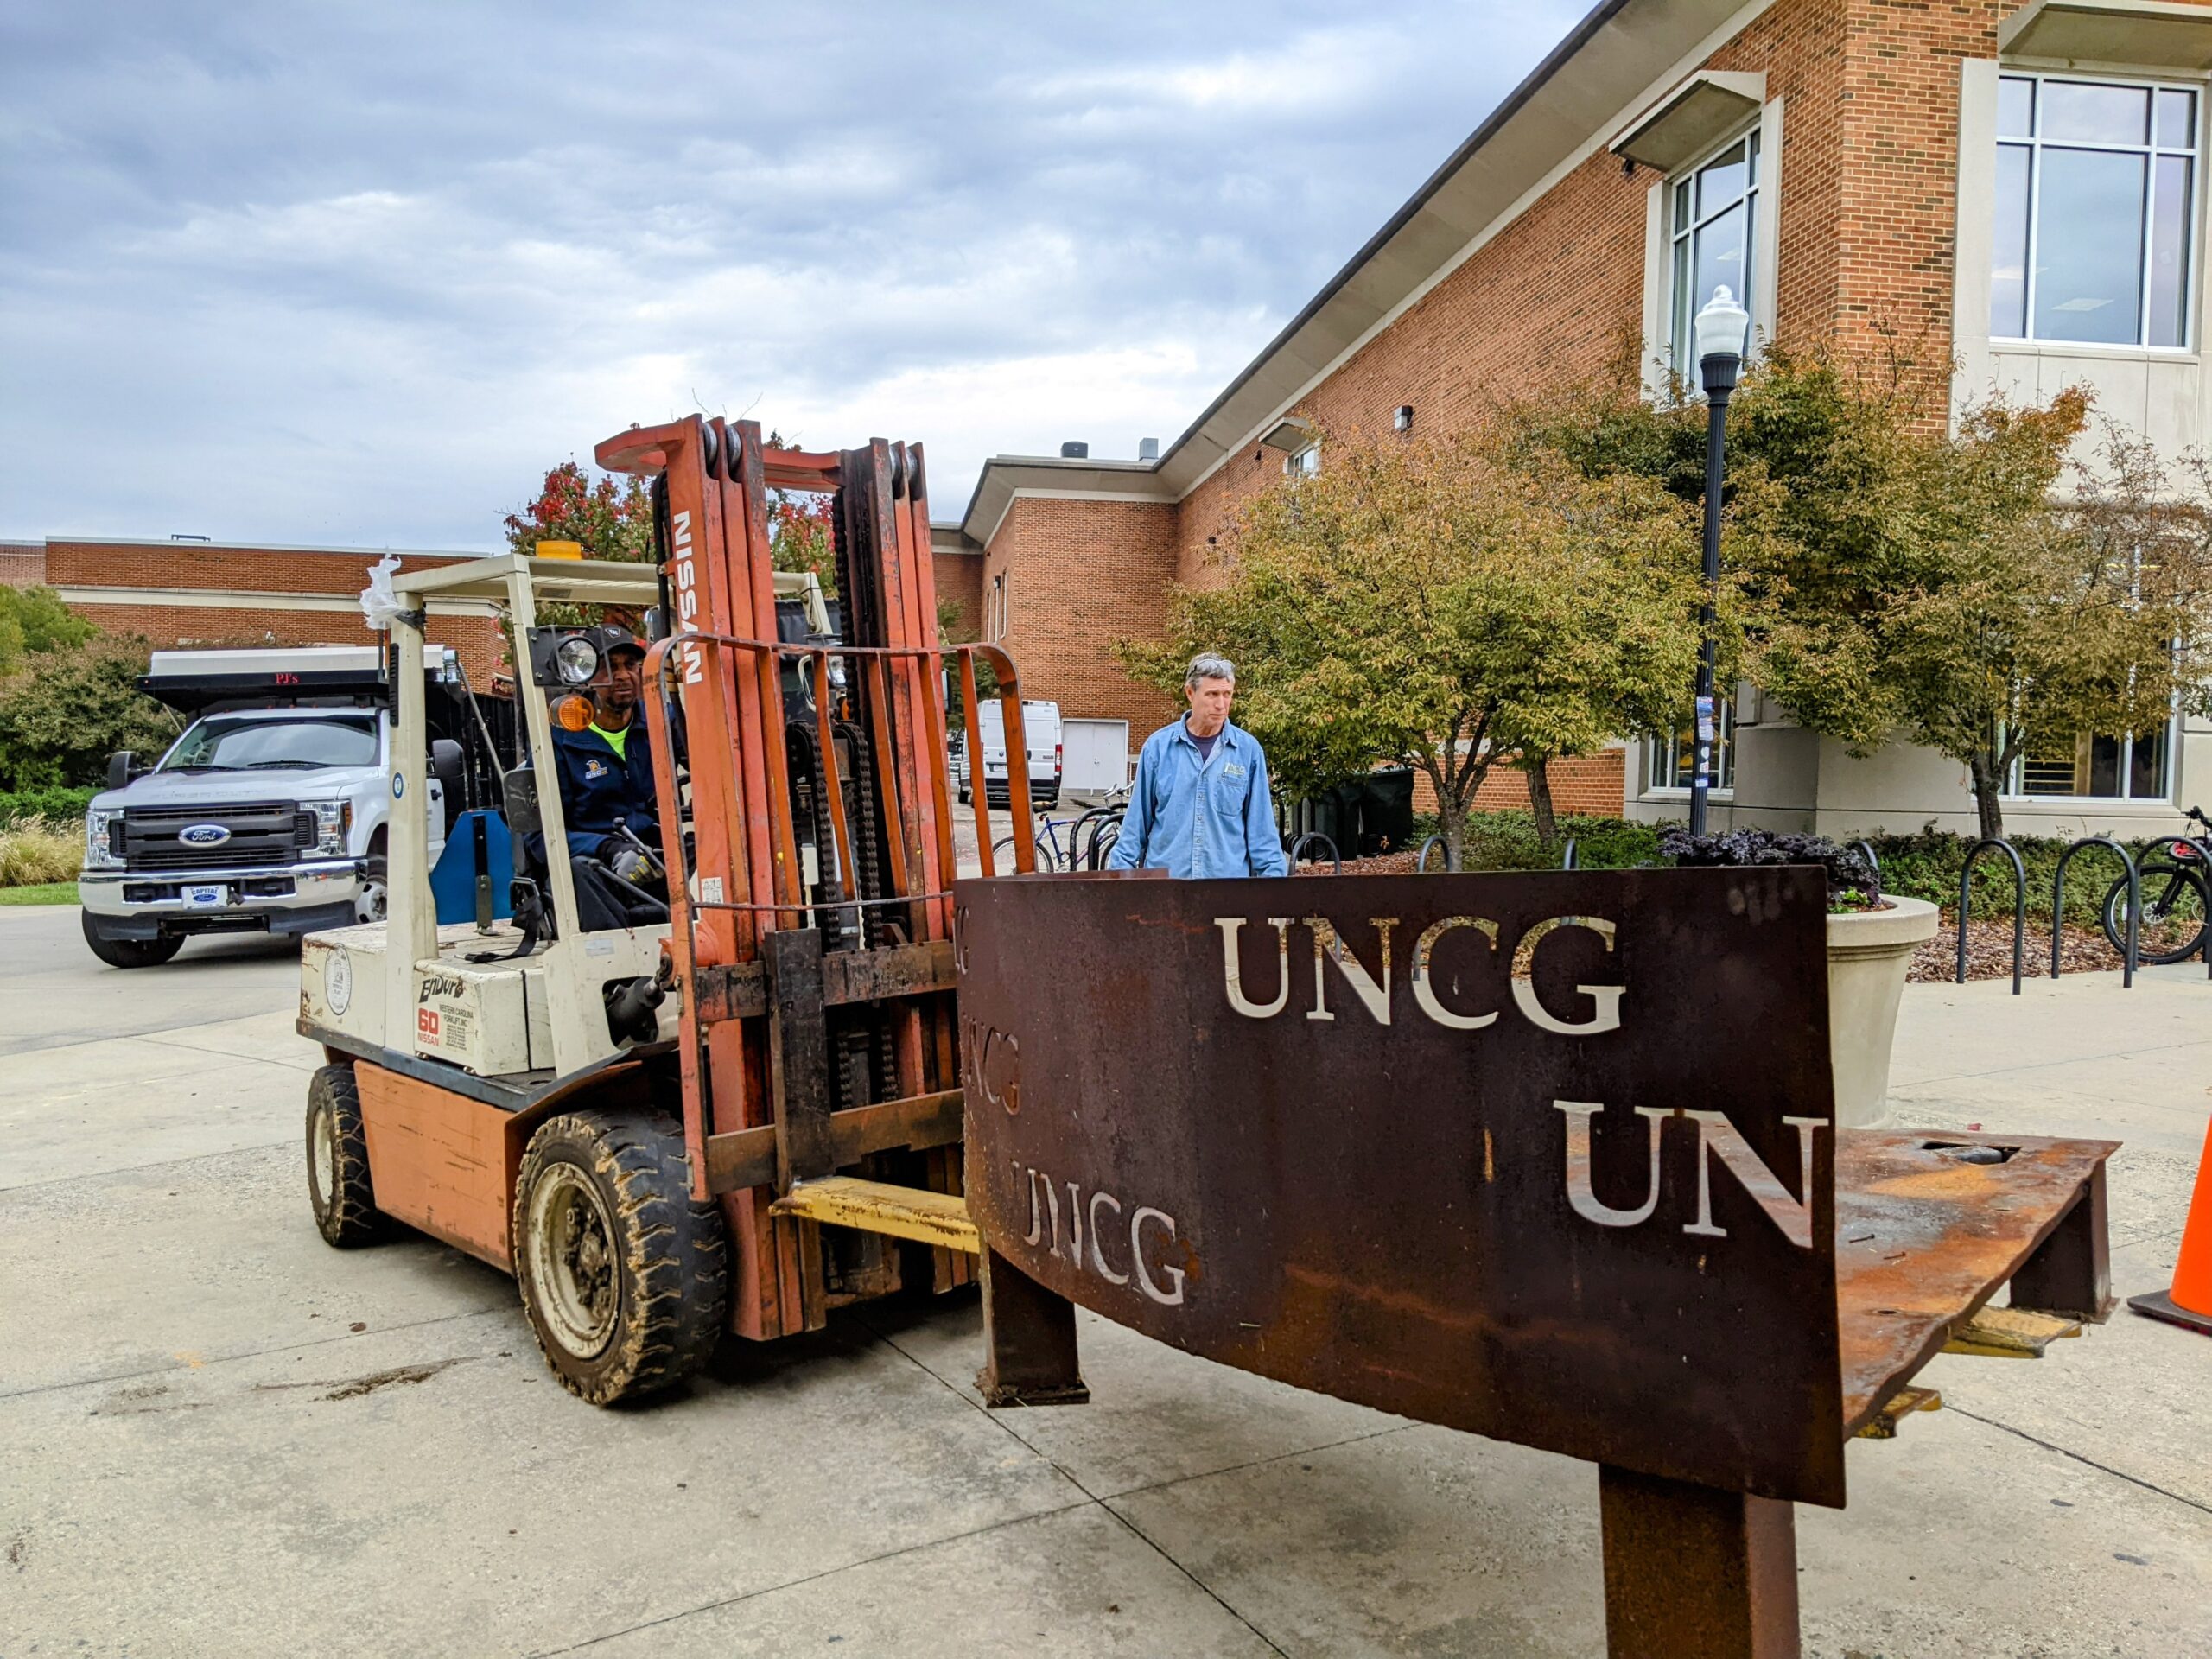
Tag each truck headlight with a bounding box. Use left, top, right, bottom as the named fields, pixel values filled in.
left=309, top=801, right=350, bottom=857
left=85, top=809, right=123, bottom=871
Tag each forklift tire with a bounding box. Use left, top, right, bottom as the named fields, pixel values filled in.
left=80, top=911, right=184, bottom=969
left=513, top=1110, right=728, bottom=1406
left=305, top=1064, right=382, bottom=1247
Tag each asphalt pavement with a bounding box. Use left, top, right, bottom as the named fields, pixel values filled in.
left=1, top=899, right=2208, bottom=1656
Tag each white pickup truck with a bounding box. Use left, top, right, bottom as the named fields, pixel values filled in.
left=78, top=645, right=480, bottom=968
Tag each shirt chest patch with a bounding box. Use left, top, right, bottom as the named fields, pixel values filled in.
left=584, top=760, right=609, bottom=779
left=1221, top=760, right=1246, bottom=779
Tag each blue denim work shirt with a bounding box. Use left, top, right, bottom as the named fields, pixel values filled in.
left=1107, top=717, right=1288, bottom=880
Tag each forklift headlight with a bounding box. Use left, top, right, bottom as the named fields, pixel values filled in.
left=309, top=800, right=349, bottom=857
left=85, top=809, right=123, bottom=871
left=554, top=636, right=601, bottom=685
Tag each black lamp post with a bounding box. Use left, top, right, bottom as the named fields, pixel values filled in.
left=1689, top=284, right=1749, bottom=837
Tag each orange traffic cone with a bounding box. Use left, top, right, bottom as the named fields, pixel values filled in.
left=2131, top=1113, right=2212, bottom=1334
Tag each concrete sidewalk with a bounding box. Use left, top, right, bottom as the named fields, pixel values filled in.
left=1, top=901, right=2207, bottom=1656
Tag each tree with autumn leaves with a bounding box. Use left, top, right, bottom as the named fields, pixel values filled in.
left=1533, top=349, right=2212, bottom=841
left=1118, top=423, right=1721, bottom=869
left=503, top=445, right=839, bottom=594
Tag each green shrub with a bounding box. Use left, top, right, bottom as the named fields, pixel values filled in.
left=0, top=785, right=96, bottom=828
left=0, top=817, right=83, bottom=887
left=1413, top=810, right=1664, bottom=873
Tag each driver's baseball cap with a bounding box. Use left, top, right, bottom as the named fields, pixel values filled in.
left=594, top=625, right=645, bottom=663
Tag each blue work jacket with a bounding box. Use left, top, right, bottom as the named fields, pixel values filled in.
left=535, top=721, right=658, bottom=863
left=1107, top=718, right=1288, bottom=880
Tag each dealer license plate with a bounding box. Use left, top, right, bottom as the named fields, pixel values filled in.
left=183, top=885, right=227, bottom=908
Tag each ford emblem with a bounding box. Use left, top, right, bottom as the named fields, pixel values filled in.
left=179, top=823, right=232, bottom=847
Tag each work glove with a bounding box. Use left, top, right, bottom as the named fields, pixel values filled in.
left=611, top=843, right=652, bottom=884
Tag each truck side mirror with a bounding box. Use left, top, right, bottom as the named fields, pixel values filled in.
left=502, top=766, right=541, bottom=840
left=106, top=751, right=137, bottom=791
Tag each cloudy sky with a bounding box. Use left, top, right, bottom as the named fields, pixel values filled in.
left=2, top=2, right=1584, bottom=550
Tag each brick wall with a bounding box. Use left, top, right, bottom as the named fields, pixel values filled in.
left=932, top=547, right=984, bottom=640
left=0, top=542, right=45, bottom=588
left=981, top=499, right=1179, bottom=734
left=1405, top=752, right=1628, bottom=818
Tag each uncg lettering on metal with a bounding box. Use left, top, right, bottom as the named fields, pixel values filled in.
left=957, top=867, right=1847, bottom=1508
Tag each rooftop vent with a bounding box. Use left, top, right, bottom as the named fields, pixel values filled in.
left=1138, top=437, right=1160, bottom=462
left=1059, top=441, right=1089, bottom=459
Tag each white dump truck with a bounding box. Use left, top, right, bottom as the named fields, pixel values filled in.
left=78, top=645, right=493, bottom=968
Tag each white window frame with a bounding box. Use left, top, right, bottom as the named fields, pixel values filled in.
left=1668, top=126, right=1764, bottom=377
left=2001, top=715, right=2179, bottom=804
left=1284, top=442, right=1320, bottom=478
left=1644, top=702, right=1736, bottom=797
left=1991, top=68, right=2203, bottom=353
left=1642, top=99, right=1782, bottom=397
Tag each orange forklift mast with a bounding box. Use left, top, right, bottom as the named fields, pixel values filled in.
left=594, top=415, right=1038, bottom=1342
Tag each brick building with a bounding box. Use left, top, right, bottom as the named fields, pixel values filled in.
left=938, top=0, right=2212, bottom=835
left=8, top=537, right=507, bottom=687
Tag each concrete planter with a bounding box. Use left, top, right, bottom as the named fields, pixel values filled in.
left=1826, top=896, right=1940, bottom=1128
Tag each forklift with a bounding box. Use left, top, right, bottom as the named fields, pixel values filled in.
left=297, top=416, right=1041, bottom=1403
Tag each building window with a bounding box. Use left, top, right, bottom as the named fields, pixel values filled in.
left=1285, top=443, right=1320, bottom=478
left=1669, top=130, right=1761, bottom=375
left=2011, top=722, right=2173, bottom=800
left=986, top=572, right=1007, bottom=641
left=1992, top=73, right=2198, bottom=348
left=1647, top=702, right=1734, bottom=793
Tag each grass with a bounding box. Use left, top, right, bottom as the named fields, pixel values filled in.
left=0, top=881, right=77, bottom=906
left=0, top=816, right=85, bottom=890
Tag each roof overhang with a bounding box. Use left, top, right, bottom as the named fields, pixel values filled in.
left=1611, top=70, right=1765, bottom=170
left=1143, top=0, right=1760, bottom=499
left=2001, top=0, right=2212, bottom=67
left=957, top=455, right=1176, bottom=549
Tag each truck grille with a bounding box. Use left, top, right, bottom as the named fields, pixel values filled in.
left=121, top=801, right=315, bottom=871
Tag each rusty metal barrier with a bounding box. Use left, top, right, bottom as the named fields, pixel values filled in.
left=2051, top=836, right=2137, bottom=988
left=954, top=867, right=2119, bottom=1656
left=1956, top=837, right=2027, bottom=995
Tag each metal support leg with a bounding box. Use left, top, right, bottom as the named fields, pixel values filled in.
left=977, top=1249, right=1089, bottom=1408
left=2011, top=1163, right=2114, bottom=1322
left=1599, top=1465, right=1799, bottom=1659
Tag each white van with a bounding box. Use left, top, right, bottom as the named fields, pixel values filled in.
left=955, top=698, right=1061, bottom=807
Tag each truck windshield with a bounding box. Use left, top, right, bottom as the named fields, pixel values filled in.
left=158, top=715, right=380, bottom=772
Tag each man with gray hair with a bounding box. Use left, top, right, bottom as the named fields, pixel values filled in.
left=1107, top=653, right=1287, bottom=879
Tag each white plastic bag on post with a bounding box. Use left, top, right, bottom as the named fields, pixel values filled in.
left=359, top=554, right=404, bottom=632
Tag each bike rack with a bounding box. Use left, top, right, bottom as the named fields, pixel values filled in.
left=1852, top=840, right=1880, bottom=893
left=1415, top=834, right=1456, bottom=874
left=2051, top=836, right=2138, bottom=988
left=1560, top=836, right=1578, bottom=871
left=1955, top=837, right=2027, bottom=995
left=1066, top=806, right=1120, bottom=870
left=1287, top=832, right=1342, bottom=873
left=2190, top=836, right=2212, bottom=980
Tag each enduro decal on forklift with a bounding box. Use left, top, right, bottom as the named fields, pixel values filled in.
left=671, top=510, right=702, bottom=684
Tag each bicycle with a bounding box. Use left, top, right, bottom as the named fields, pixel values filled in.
left=2101, top=805, right=2210, bottom=964
left=992, top=813, right=1078, bottom=874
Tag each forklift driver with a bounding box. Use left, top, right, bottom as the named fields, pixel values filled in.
left=529, top=625, right=662, bottom=888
